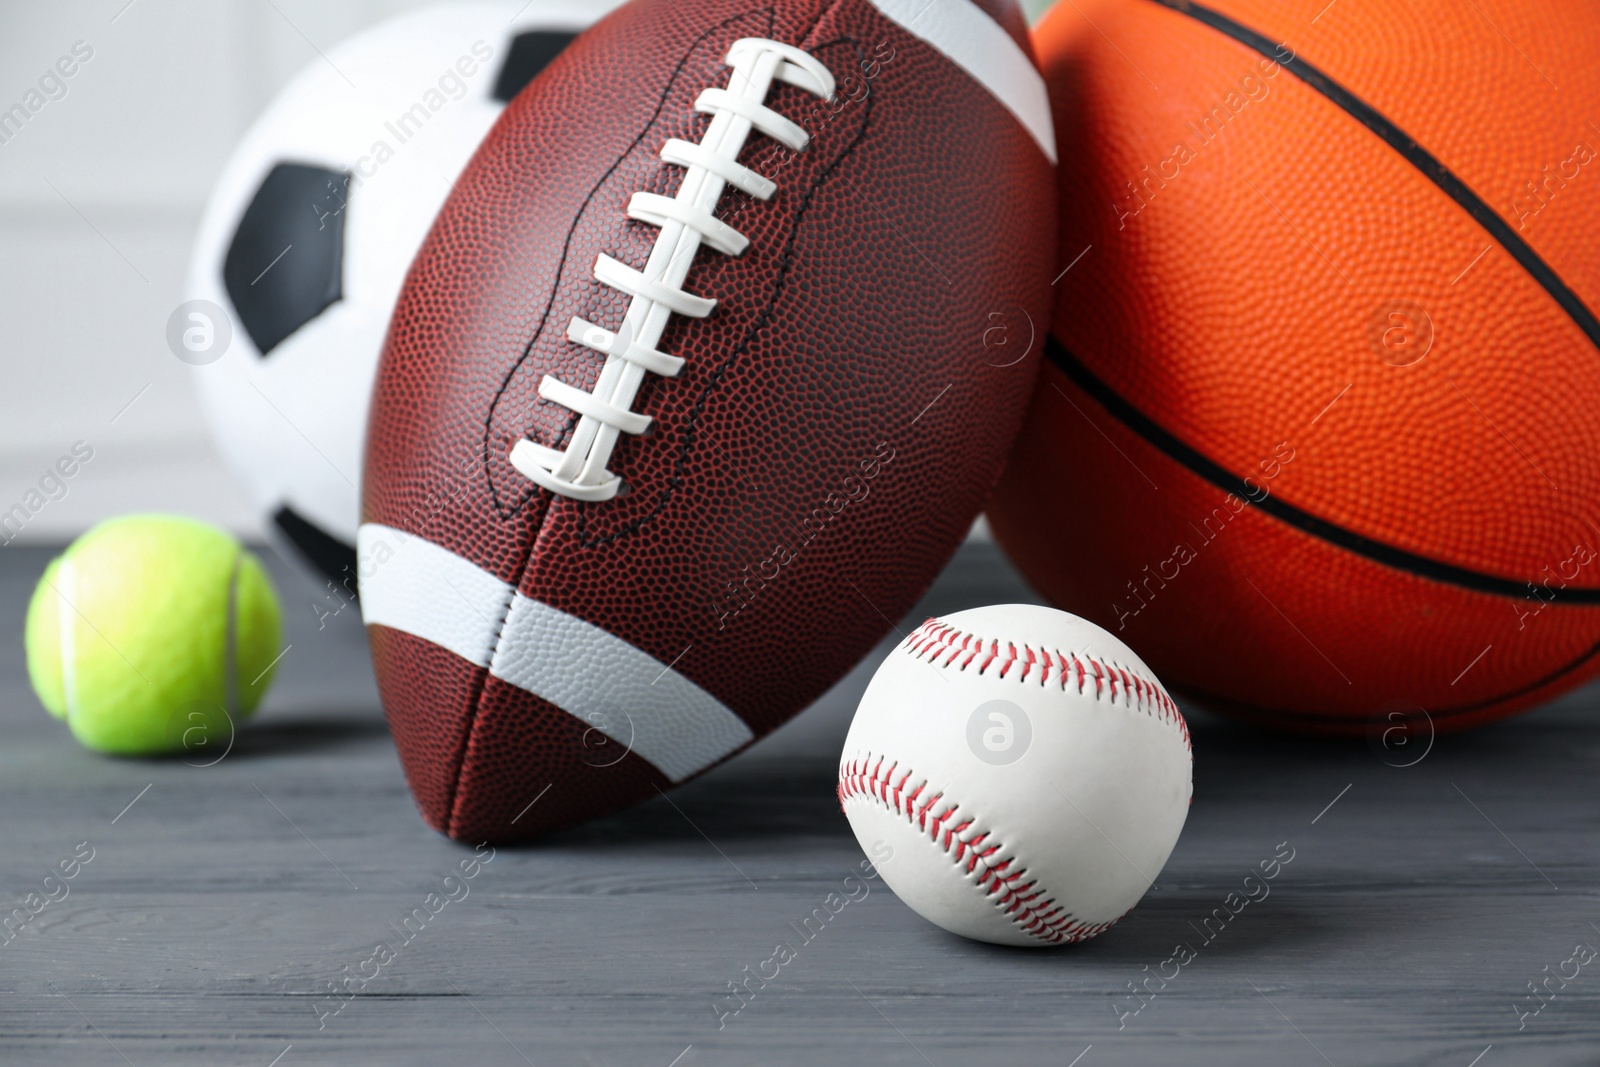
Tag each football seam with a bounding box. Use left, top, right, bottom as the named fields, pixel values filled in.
left=483, top=4, right=775, bottom=524
left=447, top=1, right=853, bottom=836
left=904, top=617, right=1192, bottom=752
left=440, top=571, right=520, bottom=835
left=574, top=29, right=875, bottom=549
left=455, top=9, right=781, bottom=835
left=838, top=752, right=1123, bottom=945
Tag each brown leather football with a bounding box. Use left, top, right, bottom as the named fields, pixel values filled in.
left=358, top=0, right=1056, bottom=842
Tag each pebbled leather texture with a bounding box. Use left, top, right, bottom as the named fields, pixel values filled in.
left=989, top=0, right=1600, bottom=733
left=363, top=0, right=1054, bottom=840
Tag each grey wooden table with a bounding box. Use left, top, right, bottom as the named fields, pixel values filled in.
left=1, top=540, right=1595, bottom=1066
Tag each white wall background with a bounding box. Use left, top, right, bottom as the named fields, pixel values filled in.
left=0, top=0, right=1055, bottom=543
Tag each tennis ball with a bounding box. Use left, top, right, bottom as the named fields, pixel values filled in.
left=25, top=514, right=283, bottom=756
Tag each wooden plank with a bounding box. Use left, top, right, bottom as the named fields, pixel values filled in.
left=0, top=543, right=1594, bottom=1065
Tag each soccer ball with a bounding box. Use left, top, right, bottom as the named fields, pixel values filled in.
left=185, top=0, right=616, bottom=592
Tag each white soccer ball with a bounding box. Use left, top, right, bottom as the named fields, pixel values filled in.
left=839, top=604, right=1193, bottom=947
left=183, top=1, right=617, bottom=589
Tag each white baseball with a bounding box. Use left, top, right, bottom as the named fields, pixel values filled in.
left=839, top=604, right=1192, bottom=947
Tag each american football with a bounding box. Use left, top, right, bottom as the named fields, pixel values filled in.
left=358, top=0, right=1056, bottom=840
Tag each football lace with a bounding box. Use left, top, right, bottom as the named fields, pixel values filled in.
left=511, top=38, right=837, bottom=502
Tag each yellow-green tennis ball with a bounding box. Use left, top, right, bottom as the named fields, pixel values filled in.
left=24, top=514, right=283, bottom=756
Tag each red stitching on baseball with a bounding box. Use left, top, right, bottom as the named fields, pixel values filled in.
left=837, top=755, right=1125, bottom=946
left=903, top=618, right=1192, bottom=752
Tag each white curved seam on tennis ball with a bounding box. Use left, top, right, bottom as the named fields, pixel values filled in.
left=57, top=554, right=78, bottom=722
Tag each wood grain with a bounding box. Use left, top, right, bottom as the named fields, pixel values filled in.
left=0, top=542, right=1595, bottom=1066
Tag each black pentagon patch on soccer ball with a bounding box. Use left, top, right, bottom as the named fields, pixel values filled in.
left=492, top=30, right=580, bottom=103
left=224, top=163, right=349, bottom=356
left=273, top=505, right=357, bottom=593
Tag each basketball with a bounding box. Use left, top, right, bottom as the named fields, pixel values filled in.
left=988, top=0, right=1600, bottom=733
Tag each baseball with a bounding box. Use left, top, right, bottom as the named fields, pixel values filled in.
left=839, top=604, right=1192, bottom=947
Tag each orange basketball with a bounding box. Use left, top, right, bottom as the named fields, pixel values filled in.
left=989, top=0, right=1600, bottom=733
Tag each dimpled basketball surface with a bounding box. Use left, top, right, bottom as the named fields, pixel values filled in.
left=359, top=0, right=1056, bottom=840
left=988, top=0, right=1600, bottom=734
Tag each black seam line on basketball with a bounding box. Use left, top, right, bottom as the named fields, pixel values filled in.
left=1179, top=632, right=1600, bottom=723
left=1146, top=0, right=1600, bottom=355
left=1047, top=338, right=1600, bottom=605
